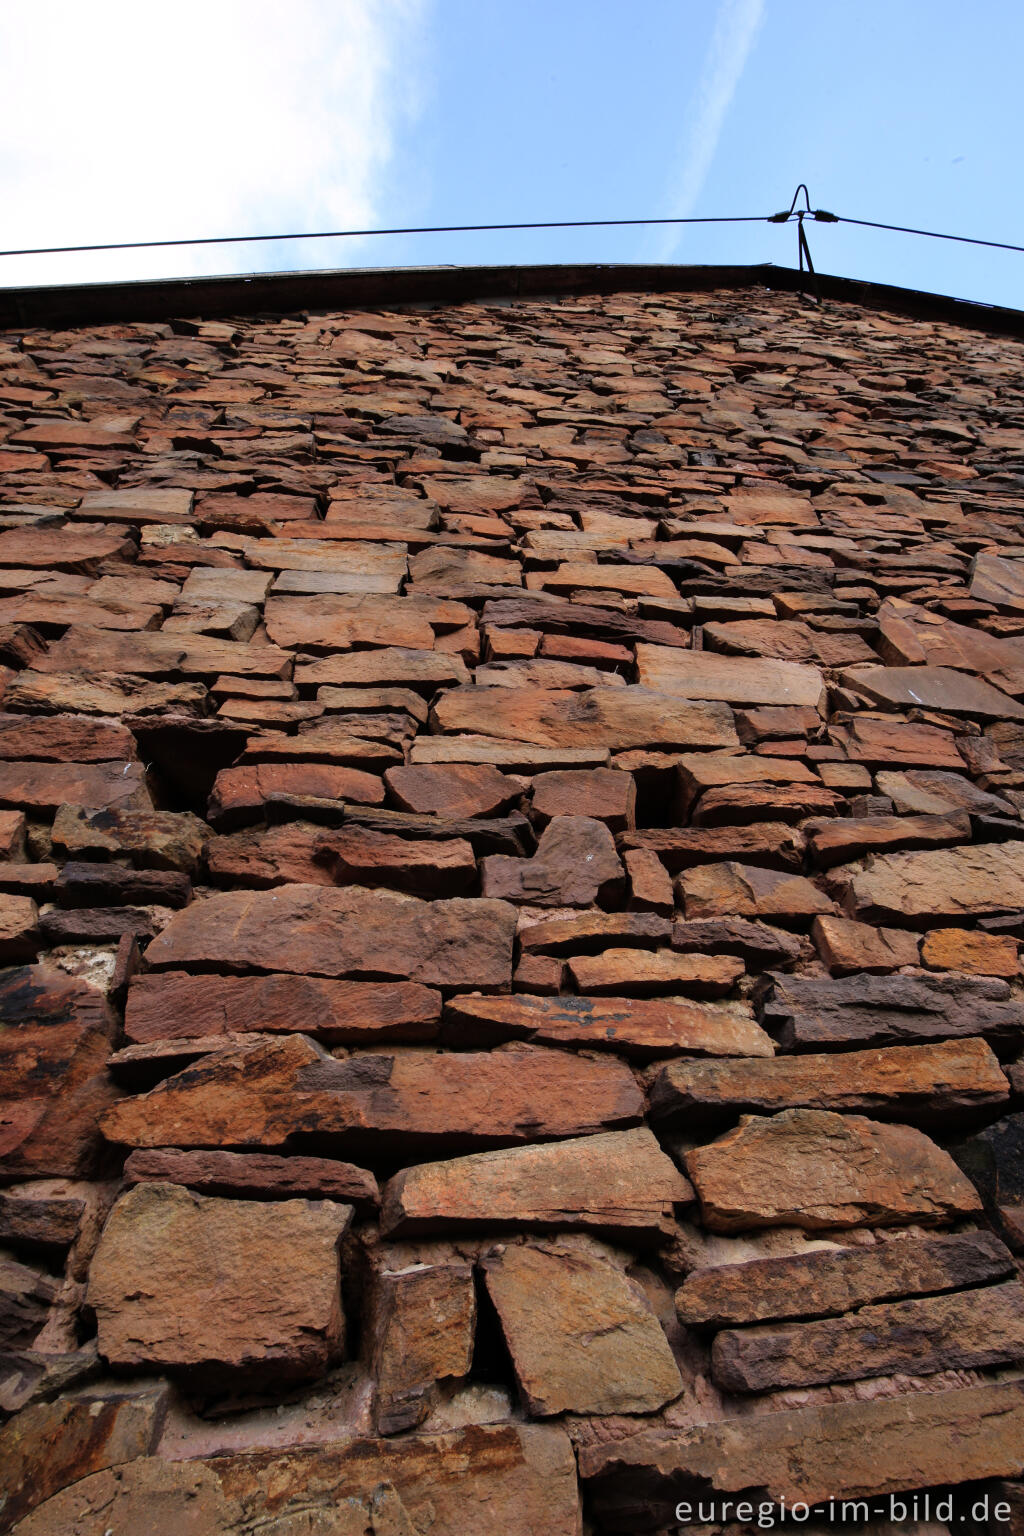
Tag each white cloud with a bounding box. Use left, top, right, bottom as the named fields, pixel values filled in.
left=0, top=0, right=426, bottom=288
left=654, top=0, right=764, bottom=259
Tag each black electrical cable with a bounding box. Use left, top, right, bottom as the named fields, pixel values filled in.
left=831, top=215, right=1024, bottom=256
left=1, top=195, right=1021, bottom=265
left=0, top=213, right=768, bottom=261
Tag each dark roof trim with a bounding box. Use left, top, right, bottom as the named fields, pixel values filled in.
left=1, top=260, right=1023, bottom=339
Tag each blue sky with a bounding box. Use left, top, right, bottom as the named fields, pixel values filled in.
left=1, top=0, right=1022, bottom=308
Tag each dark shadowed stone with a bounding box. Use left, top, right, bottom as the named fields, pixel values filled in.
left=712, top=1278, right=1024, bottom=1392
left=649, top=1038, right=1008, bottom=1125
left=676, top=1229, right=1015, bottom=1326
left=579, top=1380, right=1024, bottom=1527
left=758, top=970, right=1024, bottom=1053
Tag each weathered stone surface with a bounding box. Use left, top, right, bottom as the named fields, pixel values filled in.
left=245, top=538, right=408, bottom=591
left=876, top=766, right=1015, bottom=818
left=208, top=761, right=385, bottom=823
left=482, top=1237, right=682, bottom=1415
left=759, top=970, right=1024, bottom=1051
left=432, top=685, right=738, bottom=750
left=0, top=807, right=26, bottom=860
left=922, top=925, right=1020, bottom=976
left=16, top=259, right=1024, bottom=1522
left=691, top=780, right=843, bottom=825
left=622, top=823, right=805, bottom=872
left=678, top=861, right=833, bottom=922
left=0, top=760, right=151, bottom=814
left=0, top=1188, right=85, bottom=1249
left=624, top=846, right=674, bottom=912
left=315, top=826, right=477, bottom=895
left=241, top=724, right=403, bottom=770
left=675, top=1229, right=1015, bottom=1326
left=123, top=1147, right=379, bottom=1206
left=51, top=803, right=210, bottom=872
left=853, top=662, right=1024, bottom=720
left=38, top=625, right=291, bottom=679
left=807, top=811, right=971, bottom=868
left=3, top=669, right=209, bottom=718
left=385, top=761, right=518, bottom=817
left=0, top=526, right=130, bottom=570
left=0, top=895, right=39, bottom=962
left=830, top=715, right=965, bottom=769
left=636, top=644, right=825, bottom=706
left=12, top=1424, right=581, bottom=1536
left=124, top=970, right=442, bottom=1043
left=671, top=916, right=802, bottom=969
left=675, top=750, right=817, bottom=816
left=263, top=593, right=434, bottom=649
left=972, top=550, right=1024, bottom=612
left=339, top=803, right=533, bottom=857
left=206, top=821, right=336, bottom=886
left=843, top=834, right=1024, bottom=925
left=368, top=1258, right=476, bottom=1433
left=101, top=1035, right=643, bottom=1154
left=0, top=1384, right=169, bottom=1535
left=481, top=816, right=624, bottom=906
left=518, top=910, right=671, bottom=954
left=483, top=594, right=685, bottom=651
left=876, top=595, right=1024, bottom=674
left=684, top=1109, right=982, bottom=1231
left=80, top=486, right=194, bottom=520
left=0, top=866, right=55, bottom=901
left=651, top=1038, right=1008, bottom=1124
left=54, top=860, right=191, bottom=909
left=87, top=1183, right=351, bottom=1378
left=0, top=1254, right=58, bottom=1348
left=700, top=616, right=871, bottom=665
left=0, top=965, right=117, bottom=1178
left=444, top=992, right=774, bottom=1057
left=296, top=646, right=469, bottom=690
left=952, top=1113, right=1024, bottom=1251
left=580, top=1380, right=1024, bottom=1522
left=712, top=1278, right=1024, bottom=1392
left=144, top=884, right=518, bottom=987
left=40, top=906, right=156, bottom=945
left=569, top=947, right=744, bottom=998
left=539, top=559, right=675, bottom=597
left=0, top=712, right=135, bottom=762
left=411, top=734, right=609, bottom=771
left=811, top=913, right=920, bottom=975
left=383, top=1126, right=693, bottom=1238
left=531, top=767, right=636, bottom=830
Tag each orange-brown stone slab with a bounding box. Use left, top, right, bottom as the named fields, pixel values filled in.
left=144, top=884, right=518, bottom=988
left=685, top=1108, right=983, bottom=1231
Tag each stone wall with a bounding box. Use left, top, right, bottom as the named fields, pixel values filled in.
left=2, top=278, right=1024, bottom=1533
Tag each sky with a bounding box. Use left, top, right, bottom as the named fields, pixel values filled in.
left=1, top=0, right=1022, bottom=309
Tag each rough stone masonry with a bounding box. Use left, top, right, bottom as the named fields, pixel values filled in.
left=1, top=267, right=1024, bottom=1534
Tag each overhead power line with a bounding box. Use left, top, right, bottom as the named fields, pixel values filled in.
left=831, top=215, right=1024, bottom=256
left=0, top=214, right=768, bottom=261
left=0, top=187, right=1021, bottom=264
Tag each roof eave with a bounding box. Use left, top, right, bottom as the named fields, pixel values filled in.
left=1, top=260, right=1022, bottom=338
